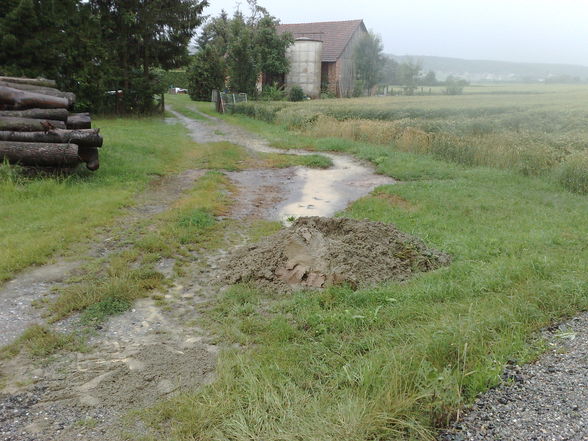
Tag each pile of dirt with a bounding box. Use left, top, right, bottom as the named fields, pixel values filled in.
left=223, top=216, right=450, bottom=291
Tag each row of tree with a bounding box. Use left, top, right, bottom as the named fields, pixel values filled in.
left=1, top=0, right=208, bottom=113
left=354, top=42, right=469, bottom=96
left=188, top=1, right=292, bottom=101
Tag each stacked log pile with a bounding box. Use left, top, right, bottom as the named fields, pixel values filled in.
left=0, top=77, right=102, bottom=171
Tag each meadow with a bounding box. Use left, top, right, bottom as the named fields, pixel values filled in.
left=135, top=91, right=588, bottom=440
left=232, top=84, right=588, bottom=193
left=2, top=89, right=588, bottom=440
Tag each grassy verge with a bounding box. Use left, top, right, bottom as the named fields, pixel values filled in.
left=136, top=98, right=588, bottom=440
left=0, top=116, right=205, bottom=283
left=49, top=171, right=231, bottom=324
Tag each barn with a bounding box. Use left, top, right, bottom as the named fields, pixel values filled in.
left=277, top=19, right=368, bottom=98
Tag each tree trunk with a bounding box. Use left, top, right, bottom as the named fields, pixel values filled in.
left=0, top=108, right=69, bottom=122
left=0, top=117, right=66, bottom=131
left=0, top=141, right=80, bottom=167
left=78, top=147, right=100, bottom=171
left=0, top=76, right=57, bottom=88
left=0, top=86, right=69, bottom=110
left=0, top=82, right=75, bottom=106
left=0, top=129, right=102, bottom=148
left=66, top=113, right=91, bottom=129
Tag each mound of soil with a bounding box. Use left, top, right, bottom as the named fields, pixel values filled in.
left=223, top=217, right=450, bottom=291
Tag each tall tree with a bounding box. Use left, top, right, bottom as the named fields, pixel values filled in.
left=197, top=2, right=291, bottom=97
left=397, top=59, right=422, bottom=95
left=188, top=45, right=225, bottom=101
left=226, top=11, right=258, bottom=95
left=353, top=31, right=385, bottom=95
left=89, top=0, right=208, bottom=112
left=254, top=15, right=293, bottom=85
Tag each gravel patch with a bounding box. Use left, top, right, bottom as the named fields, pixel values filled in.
left=440, top=312, right=588, bottom=441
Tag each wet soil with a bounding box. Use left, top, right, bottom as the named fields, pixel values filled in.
left=169, top=108, right=394, bottom=221
left=224, top=216, right=451, bottom=292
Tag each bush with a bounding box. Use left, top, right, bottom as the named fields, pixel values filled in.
left=159, top=70, right=190, bottom=89
left=352, top=80, right=364, bottom=97
left=288, top=86, right=305, bottom=102
left=260, top=84, right=286, bottom=101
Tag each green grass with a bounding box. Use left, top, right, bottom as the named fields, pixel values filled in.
left=166, top=93, right=208, bottom=120
left=1, top=324, right=81, bottom=359
left=135, top=95, right=588, bottom=440
left=0, top=117, right=205, bottom=283
left=51, top=171, right=232, bottom=324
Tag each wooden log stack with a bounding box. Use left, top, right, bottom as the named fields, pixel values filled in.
left=0, top=77, right=103, bottom=171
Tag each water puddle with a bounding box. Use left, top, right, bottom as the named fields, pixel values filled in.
left=169, top=108, right=394, bottom=222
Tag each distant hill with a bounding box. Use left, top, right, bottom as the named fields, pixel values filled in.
left=389, top=55, right=588, bottom=83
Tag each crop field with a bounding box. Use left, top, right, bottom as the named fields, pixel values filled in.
left=233, top=84, right=588, bottom=193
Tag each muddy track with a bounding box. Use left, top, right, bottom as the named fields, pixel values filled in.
left=0, top=108, right=392, bottom=441
left=169, top=107, right=394, bottom=221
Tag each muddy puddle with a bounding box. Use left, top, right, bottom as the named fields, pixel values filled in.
left=169, top=108, right=394, bottom=221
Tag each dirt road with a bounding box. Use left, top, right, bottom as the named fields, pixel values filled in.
left=0, top=107, right=391, bottom=441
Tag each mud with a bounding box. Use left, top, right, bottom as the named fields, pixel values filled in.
left=169, top=107, right=394, bottom=221
left=223, top=216, right=450, bottom=291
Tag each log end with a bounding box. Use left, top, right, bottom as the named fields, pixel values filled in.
left=86, top=159, right=100, bottom=171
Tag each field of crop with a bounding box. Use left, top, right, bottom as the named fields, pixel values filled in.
left=233, top=84, right=588, bottom=193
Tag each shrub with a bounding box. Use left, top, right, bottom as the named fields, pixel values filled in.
left=288, top=86, right=305, bottom=102
left=159, top=69, right=190, bottom=89
left=352, top=80, right=364, bottom=97
left=260, top=84, right=286, bottom=101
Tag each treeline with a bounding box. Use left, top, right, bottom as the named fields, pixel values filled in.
left=188, top=1, right=292, bottom=101
left=380, top=58, right=469, bottom=95
left=0, top=0, right=208, bottom=113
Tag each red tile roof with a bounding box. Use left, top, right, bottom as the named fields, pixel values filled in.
left=277, top=19, right=366, bottom=63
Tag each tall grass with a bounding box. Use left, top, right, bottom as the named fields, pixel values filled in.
left=230, top=85, right=588, bottom=190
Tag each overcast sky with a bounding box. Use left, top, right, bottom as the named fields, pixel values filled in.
left=202, top=0, right=588, bottom=66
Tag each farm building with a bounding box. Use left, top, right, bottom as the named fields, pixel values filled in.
left=276, top=19, right=368, bottom=98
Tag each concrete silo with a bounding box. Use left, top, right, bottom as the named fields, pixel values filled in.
left=285, top=38, right=323, bottom=99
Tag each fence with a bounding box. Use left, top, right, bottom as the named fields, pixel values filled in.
left=212, top=90, right=248, bottom=113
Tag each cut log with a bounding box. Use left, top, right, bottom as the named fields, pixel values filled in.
left=66, top=113, right=91, bottom=129
left=78, top=147, right=100, bottom=171
left=0, top=108, right=69, bottom=122
left=0, top=141, right=80, bottom=167
left=0, top=117, right=66, bottom=132
left=0, top=82, right=75, bottom=106
left=0, top=129, right=102, bottom=148
left=0, top=86, right=69, bottom=110
left=0, top=76, right=57, bottom=88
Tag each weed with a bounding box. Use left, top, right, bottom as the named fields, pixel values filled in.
left=1, top=325, right=78, bottom=358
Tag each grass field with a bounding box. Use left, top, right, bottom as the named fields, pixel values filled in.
left=135, top=92, right=588, bottom=440
left=230, top=84, right=588, bottom=193
left=2, top=90, right=588, bottom=440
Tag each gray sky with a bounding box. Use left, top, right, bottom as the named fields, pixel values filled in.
left=202, top=0, right=588, bottom=66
